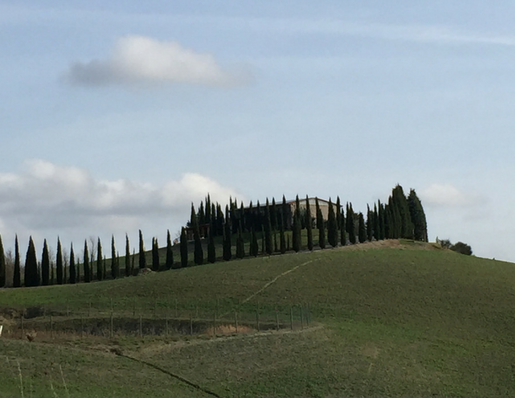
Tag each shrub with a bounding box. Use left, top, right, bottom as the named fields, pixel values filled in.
left=450, top=242, right=473, bottom=256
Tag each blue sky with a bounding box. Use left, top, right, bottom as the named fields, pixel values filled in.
left=1, top=1, right=514, bottom=261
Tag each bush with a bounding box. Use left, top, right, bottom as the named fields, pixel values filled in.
left=450, top=242, right=472, bottom=256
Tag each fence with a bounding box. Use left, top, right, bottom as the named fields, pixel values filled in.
left=0, top=299, right=313, bottom=340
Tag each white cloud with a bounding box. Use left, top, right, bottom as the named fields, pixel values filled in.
left=64, top=35, right=249, bottom=87
left=419, top=183, right=485, bottom=208
left=0, top=160, right=241, bottom=250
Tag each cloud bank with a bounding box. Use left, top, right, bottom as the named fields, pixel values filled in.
left=0, top=160, right=241, bottom=249
left=64, top=35, right=248, bottom=87
left=419, top=183, right=485, bottom=208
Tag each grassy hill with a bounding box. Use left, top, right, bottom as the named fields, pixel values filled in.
left=1, top=240, right=515, bottom=397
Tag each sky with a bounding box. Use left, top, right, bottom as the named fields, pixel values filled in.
left=1, top=1, right=515, bottom=262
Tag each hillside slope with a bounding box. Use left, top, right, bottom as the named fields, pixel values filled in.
left=1, top=240, right=515, bottom=397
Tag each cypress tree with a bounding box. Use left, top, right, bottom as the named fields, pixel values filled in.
left=292, top=195, right=302, bottom=252
left=56, top=238, right=63, bottom=285
left=125, top=234, right=131, bottom=276
left=391, top=185, right=414, bottom=239
left=166, top=230, right=174, bottom=269
left=223, top=222, right=232, bottom=261
left=315, top=198, right=325, bottom=249
left=138, top=230, right=146, bottom=269
left=264, top=199, right=273, bottom=255
left=83, top=240, right=90, bottom=283
left=13, top=236, right=21, bottom=288
left=180, top=227, right=188, bottom=267
left=270, top=198, right=278, bottom=231
left=358, top=212, right=367, bottom=243
left=340, top=206, right=346, bottom=246
left=152, top=237, right=160, bottom=271
left=281, top=195, right=289, bottom=230
left=111, top=235, right=119, bottom=279
left=41, top=239, right=50, bottom=286
left=207, top=223, right=216, bottom=264
left=335, top=197, right=342, bottom=232
left=378, top=200, right=386, bottom=240
left=236, top=226, right=245, bottom=259
left=192, top=204, right=203, bottom=266
left=346, top=203, right=356, bottom=244
left=373, top=203, right=380, bottom=241
left=250, top=228, right=259, bottom=257
left=69, top=244, right=76, bottom=284
left=0, top=235, right=4, bottom=288
left=24, top=237, right=39, bottom=287
left=50, top=262, right=55, bottom=285
left=407, top=189, right=428, bottom=242
left=305, top=196, right=313, bottom=251
left=96, top=238, right=103, bottom=280
left=366, top=205, right=373, bottom=242
left=327, top=198, right=338, bottom=248
left=279, top=211, right=286, bottom=254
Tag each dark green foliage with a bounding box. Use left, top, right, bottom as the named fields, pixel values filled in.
left=83, top=240, right=90, bottom=283
left=339, top=207, right=346, bottom=246
left=180, top=227, right=188, bottom=267
left=408, top=189, right=428, bottom=242
left=138, top=230, right=146, bottom=269
left=152, top=237, right=160, bottom=271
left=270, top=198, right=278, bottom=230
left=391, top=185, right=414, bottom=239
left=358, top=213, right=367, bottom=243
left=316, top=197, right=325, bottom=249
left=166, top=230, right=174, bottom=269
left=69, top=244, right=76, bottom=284
left=279, top=211, right=286, bottom=254
left=451, top=242, right=473, bottom=255
left=377, top=200, right=385, bottom=240
left=13, top=236, right=21, bottom=287
left=24, top=237, right=39, bottom=287
left=327, top=198, right=338, bottom=248
left=236, top=226, right=245, bottom=259
left=223, top=222, right=232, bottom=261
left=56, top=238, right=63, bottom=285
left=305, top=196, right=313, bottom=251
left=96, top=238, right=103, bottom=280
left=335, top=197, right=342, bottom=231
left=41, top=239, right=50, bottom=286
left=250, top=228, right=259, bottom=257
left=207, top=225, right=216, bottom=263
left=192, top=205, right=204, bottom=266
left=264, top=199, right=273, bottom=255
left=366, top=205, right=373, bottom=242
left=125, top=234, right=131, bottom=277
left=111, top=235, right=119, bottom=279
left=346, top=203, right=356, bottom=244
left=292, top=195, right=302, bottom=252
left=0, top=235, right=4, bottom=288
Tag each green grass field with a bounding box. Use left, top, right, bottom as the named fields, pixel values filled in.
left=2, top=240, right=515, bottom=397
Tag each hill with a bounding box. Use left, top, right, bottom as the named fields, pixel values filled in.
left=1, top=241, right=515, bottom=397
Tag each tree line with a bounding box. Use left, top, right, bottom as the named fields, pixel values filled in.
left=0, top=184, right=427, bottom=288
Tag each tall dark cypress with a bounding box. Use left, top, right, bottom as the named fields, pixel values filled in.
left=56, top=238, right=63, bottom=285
left=305, top=196, right=313, bottom=251
left=13, top=236, right=21, bottom=288
left=315, top=197, right=325, bottom=249
left=138, top=230, right=146, bottom=269
left=24, top=237, right=39, bottom=287
left=391, top=185, right=414, bottom=239
left=270, top=198, right=278, bottom=231
left=366, top=205, right=373, bottom=242
left=279, top=211, right=286, bottom=254
left=180, top=227, right=188, bottom=267
left=250, top=228, right=259, bottom=257
left=69, top=244, right=76, bottom=284
left=340, top=206, right=346, bottom=246
left=125, top=234, right=131, bottom=276
left=166, top=230, right=174, bottom=269
left=358, top=213, right=367, bottom=243
left=111, top=235, right=119, bottom=279
left=96, top=238, right=103, bottom=280
left=327, top=198, right=338, bottom=248
left=83, top=240, right=90, bottom=283
left=407, top=189, right=428, bottom=242
left=373, top=203, right=380, bottom=241
left=378, top=200, right=386, bottom=240
left=292, top=195, right=302, bottom=252
left=192, top=204, right=204, bottom=266
left=346, top=203, right=356, bottom=244
left=207, top=223, right=216, bottom=263
left=41, top=239, right=50, bottom=286
left=264, top=199, right=273, bottom=255
left=152, top=237, right=160, bottom=271
left=223, top=221, right=232, bottom=261
left=236, top=225, right=245, bottom=259
left=0, top=235, right=5, bottom=288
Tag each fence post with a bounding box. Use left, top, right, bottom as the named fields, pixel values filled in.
left=110, top=312, right=114, bottom=338
left=234, top=311, right=238, bottom=333
left=50, top=315, right=53, bottom=339
left=189, top=316, right=193, bottom=336
left=21, top=314, right=24, bottom=338
left=132, top=299, right=136, bottom=317
left=213, top=312, right=217, bottom=336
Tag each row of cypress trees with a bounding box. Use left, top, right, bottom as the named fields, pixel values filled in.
left=0, top=185, right=427, bottom=288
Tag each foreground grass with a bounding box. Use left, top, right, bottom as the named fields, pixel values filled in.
left=2, top=241, right=515, bottom=397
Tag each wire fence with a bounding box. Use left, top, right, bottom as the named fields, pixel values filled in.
left=0, top=300, right=313, bottom=340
